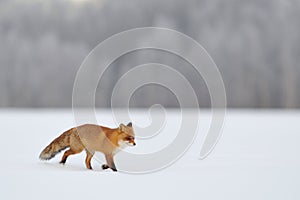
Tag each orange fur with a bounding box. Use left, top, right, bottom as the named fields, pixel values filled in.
left=39, top=123, right=135, bottom=171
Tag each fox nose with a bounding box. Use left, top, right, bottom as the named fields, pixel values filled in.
left=133, top=142, right=136, bottom=146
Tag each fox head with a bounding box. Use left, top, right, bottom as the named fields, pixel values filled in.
left=118, top=122, right=136, bottom=147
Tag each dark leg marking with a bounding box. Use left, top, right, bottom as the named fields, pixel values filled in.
left=102, top=164, right=110, bottom=170
left=105, top=154, right=118, bottom=172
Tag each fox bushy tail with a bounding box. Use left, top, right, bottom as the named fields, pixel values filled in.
left=39, top=128, right=74, bottom=160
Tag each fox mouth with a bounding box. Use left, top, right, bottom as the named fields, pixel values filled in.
left=124, top=141, right=136, bottom=146
left=127, top=142, right=136, bottom=146
left=118, top=141, right=136, bottom=148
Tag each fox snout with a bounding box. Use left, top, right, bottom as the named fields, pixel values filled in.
left=127, top=140, right=136, bottom=146
left=130, top=141, right=136, bottom=146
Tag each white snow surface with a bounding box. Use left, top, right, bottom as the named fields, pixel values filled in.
left=0, top=109, right=300, bottom=200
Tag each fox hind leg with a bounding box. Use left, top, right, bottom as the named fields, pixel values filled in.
left=85, top=150, right=94, bottom=170
left=60, top=149, right=74, bottom=164
left=59, top=148, right=83, bottom=164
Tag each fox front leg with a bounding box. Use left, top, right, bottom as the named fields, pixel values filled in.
left=102, top=154, right=117, bottom=172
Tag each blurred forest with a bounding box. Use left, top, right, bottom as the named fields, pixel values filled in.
left=0, top=0, right=299, bottom=108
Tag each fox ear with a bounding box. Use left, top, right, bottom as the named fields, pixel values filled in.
left=127, top=122, right=132, bottom=127
left=119, top=123, right=126, bottom=132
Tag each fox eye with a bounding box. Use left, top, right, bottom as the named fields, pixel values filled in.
left=126, top=136, right=134, bottom=140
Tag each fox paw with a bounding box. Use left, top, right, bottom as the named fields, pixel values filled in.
left=59, top=160, right=66, bottom=165
left=102, top=164, right=110, bottom=170
left=102, top=164, right=117, bottom=172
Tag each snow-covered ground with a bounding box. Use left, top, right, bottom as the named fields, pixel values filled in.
left=0, top=109, right=299, bottom=200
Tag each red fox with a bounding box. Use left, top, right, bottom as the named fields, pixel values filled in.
left=39, top=122, right=135, bottom=171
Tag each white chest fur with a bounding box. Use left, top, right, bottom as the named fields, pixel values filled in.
left=113, top=141, right=128, bottom=155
